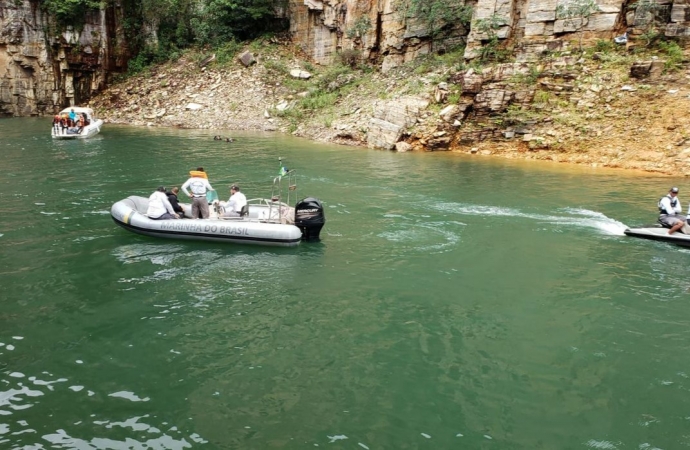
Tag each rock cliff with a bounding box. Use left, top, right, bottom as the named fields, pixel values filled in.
left=289, top=0, right=690, bottom=68
left=0, top=0, right=128, bottom=116
left=3, top=0, right=690, bottom=117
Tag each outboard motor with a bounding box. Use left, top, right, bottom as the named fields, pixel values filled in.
left=295, top=197, right=325, bottom=241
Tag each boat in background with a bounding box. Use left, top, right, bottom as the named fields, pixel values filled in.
left=110, top=164, right=325, bottom=247
left=51, top=107, right=103, bottom=139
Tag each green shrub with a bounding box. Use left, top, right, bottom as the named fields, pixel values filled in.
left=317, top=64, right=354, bottom=90
left=658, top=40, right=684, bottom=71
left=299, top=90, right=338, bottom=110
left=215, top=41, right=243, bottom=65
left=345, top=16, right=372, bottom=40
left=41, top=0, right=101, bottom=29
left=533, top=90, right=551, bottom=104
left=593, top=39, right=615, bottom=53
left=337, top=49, right=361, bottom=68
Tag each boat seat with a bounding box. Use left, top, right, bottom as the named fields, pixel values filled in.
left=219, top=204, right=249, bottom=220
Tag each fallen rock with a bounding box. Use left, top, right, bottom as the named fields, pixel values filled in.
left=290, top=69, right=312, bottom=79
left=239, top=51, right=256, bottom=67
left=395, top=141, right=412, bottom=152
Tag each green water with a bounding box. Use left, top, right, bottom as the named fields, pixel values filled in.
left=2, top=118, right=690, bottom=449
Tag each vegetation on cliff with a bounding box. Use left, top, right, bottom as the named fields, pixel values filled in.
left=89, top=30, right=690, bottom=175
left=123, top=0, right=288, bottom=70
left=68, top=0, right=690, bottom=174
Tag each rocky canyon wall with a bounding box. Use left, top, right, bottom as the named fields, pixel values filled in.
left=289, top=0, right=690, bottom=69
left=0, top=0, right=127, bottom=117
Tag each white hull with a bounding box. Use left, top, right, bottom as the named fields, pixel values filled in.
left=111, top=196, right=303, bottom=247
left=52, top=119, right=104, bottom=139
left=625, top=226, right=690, bottom=247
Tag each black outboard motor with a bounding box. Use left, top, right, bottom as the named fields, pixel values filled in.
left=295, top=197, right=325, bottom=241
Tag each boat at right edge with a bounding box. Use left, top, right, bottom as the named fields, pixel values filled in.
left=624, top=226, right=690, bottom=248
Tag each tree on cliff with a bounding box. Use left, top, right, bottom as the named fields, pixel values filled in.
left=120, top=0, right=290, bottom=70
left=556, top=0, right=600, bottom=52
left=397, top=0, right=473, bottom=51
left=190, top=0, right=289, bottom=45
left=41, top=0, right=102, bottom=26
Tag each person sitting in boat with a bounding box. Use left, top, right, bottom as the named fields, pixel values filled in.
left=181, top=167, right=215, bottom=219
left=659, top=186, right=686, bottom=234
left=147, top=186, right=180, bottom=220
left=221, top=184, right=247, bottom=217
left=77, top=114, right=85, bottom=133
left=166, top=186, right=186, bottom=218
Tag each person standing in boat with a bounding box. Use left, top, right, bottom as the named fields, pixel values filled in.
left=659, top=186, right=686, bottom=234
left=68, top=109, right=77, bottom=127
left=52, top=114, right=61, bottom=135
left=60, top=114, right=69, bottom=135
left=166, top=187, right=186, bottom=218
left=181, top=167, right=215, bottom=219
left=221, top=184, right=247, bottom=217
left=147, top=186, right=180, bottom=220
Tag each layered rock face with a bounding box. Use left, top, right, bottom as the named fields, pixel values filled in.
left=290, top=0, right=690, bottom=67
left=289, top=0, right=468, bottom=71
left=288, top=0, right=690, bottom=150
left=0, top=0, right=126, bottom=117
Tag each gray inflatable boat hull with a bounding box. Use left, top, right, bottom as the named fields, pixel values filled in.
left=111, top=196, right=303, bottom=247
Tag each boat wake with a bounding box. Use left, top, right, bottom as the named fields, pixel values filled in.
left=433, top=203, right=628, bottom=236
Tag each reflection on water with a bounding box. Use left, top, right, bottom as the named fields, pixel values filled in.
left=1, top=345, right=205, bottom=449
left=2, top=118, right=690, bottom=448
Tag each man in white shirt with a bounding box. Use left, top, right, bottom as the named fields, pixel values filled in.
left=222, top=184, right=247, bottom=217
left=147, top=186, right=179, bottom=220
left=181, top=167, right=215, bottom=219
left=659, top=186, right=685, bottom=234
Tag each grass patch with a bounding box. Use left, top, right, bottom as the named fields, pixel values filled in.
left=657, top=40, right=684, bottom=71
left=215, top=41, right=243, bottom=66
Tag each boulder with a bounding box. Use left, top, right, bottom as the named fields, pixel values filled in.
left=367, top=97, right=429, bottom=150
left=290, top=69, right=312, bottom=79
left=395, top=141, right=412, bottom=152
left=239, top=51, right=256, bottom=67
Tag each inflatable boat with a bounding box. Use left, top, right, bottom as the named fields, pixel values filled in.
left=624, top=226, right=690, bottom=248
left=111, top=166, right=325, bottom=247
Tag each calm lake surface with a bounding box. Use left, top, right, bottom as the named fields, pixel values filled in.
left=2, top=118, right=690, bottom=449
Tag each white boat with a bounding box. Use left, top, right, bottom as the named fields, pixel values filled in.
left=110, top=167, right=325, bottom=247
left=624, top=225, right=690, bottom=248
left=51, top=107, right=103, bottom=139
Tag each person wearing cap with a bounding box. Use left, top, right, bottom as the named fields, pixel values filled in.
left=659, top=187, right=685, bottom=234
left=147, top=186, right=180, bottom=220
left=181, top=167, right=215, bottom=219
left=221, top=184, right=247, bottom=217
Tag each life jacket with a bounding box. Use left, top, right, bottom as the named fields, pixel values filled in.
left=189, top=170, right=208, bottom=179
left=659, top=194, right=679, bottom=213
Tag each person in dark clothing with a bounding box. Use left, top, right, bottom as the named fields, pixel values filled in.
left=166, top=187, right=186, bottom=218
